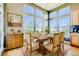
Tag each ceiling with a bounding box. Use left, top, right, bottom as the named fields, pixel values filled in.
left=35, top=3, right=64, bottom=11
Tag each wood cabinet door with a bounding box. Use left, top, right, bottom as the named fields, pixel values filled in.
left=72, top=10, right=79, bottom=25
left=71, top=33, right=79, bottom=46
left=7, top=35, right=15, bottom=49
left=16, top=34, right=23, bottom=47
left=19, top=34, right=23, bottom=47
left=6, top=34, right=23, bottom=50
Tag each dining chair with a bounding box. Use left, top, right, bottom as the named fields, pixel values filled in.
left=39, top=31, right=49, bottom=45
left=26, top=32, right=39, bottom=56
left=49, top=33, right=54, bottom=43
left=44, top=33, right=61, bottom=56
left=39, top=31, right=47, bottom=36
left=59, top=32, right=64, bottom=55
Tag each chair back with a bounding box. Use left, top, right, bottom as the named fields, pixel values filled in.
left=24, top=33, right=30, bottom=45
left=40, top=31, right=46, bottom=36
left=33, top=31, right=39, bottom=36
left=60, top=32, right=64, bottom=43
left=53, top=33, right=61, bottom=47
left=29, top=32, right=39, bottom=47
left=25, top=32, right=35, bottom=46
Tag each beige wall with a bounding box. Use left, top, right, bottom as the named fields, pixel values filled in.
left=5, top=3, right=24, bottom=34
left=5, top=3, right=24, bottom=15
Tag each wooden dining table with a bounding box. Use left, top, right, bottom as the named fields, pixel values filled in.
left=31, top=34, right=54, bottom=55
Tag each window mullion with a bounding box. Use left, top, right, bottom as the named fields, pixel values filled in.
left=57, top=11, right=59, bottom=32
left=34, top=8, right=36, bottom=32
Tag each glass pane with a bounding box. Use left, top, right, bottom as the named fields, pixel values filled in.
left=59, top=7, right=70, bottom=16
left=0, top=7, right=1, bottom=12
left=59, top=27, right=70, bottom=41
left=50, top=26, right=58, bottom=33
left=42, top=19, right=48, bottom=32
left=24, top=4, right=34, bottom=14
left=35, top=18, right=43, bottom=32
left=0, top=35, right=1, bottom=48
left=35, top=9, right=43, bottom=17
left=43, top=14, right=48, bottom=19
left=0, top=4, right=4, bottom=51
left=23, top=15, right=34, bottom=33
left=59, top=16, right=70, bottom=26
left=49, top=19, right=58, bottom=33
left=0, top=14, right=1, bottom=48
left=50, top=11, right=57, bottom=18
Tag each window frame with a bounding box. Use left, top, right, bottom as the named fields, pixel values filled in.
left=49, top=6, right=71, bottom=40
left=23, top=4, right=48, bottom=33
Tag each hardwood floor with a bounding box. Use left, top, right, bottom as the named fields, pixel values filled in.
left=65, top=46, right=79, bottom=56
left=1, top=43, right=79, bottom=56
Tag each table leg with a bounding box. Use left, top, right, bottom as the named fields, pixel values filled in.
left=39, top=41, right=45, bottom=55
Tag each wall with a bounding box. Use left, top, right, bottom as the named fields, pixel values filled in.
left=5, top=3, right=24, bottom=34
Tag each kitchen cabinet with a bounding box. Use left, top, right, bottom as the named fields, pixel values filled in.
left=70, top=32, right=79, bottom=47
left=72, top=9, right=79, bottom=25
left=6, top=33, right=23, bottom=50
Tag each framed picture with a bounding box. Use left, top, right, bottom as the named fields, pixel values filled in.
left=7, top=13, right=23, bottom=27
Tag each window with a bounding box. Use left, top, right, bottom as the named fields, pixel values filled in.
left=59, top=16, right=70, bottom=41
left=0, top=14, right=1, bottom=48
left=59, top=27, right=70, bottom=37
left=0, top=4, right=4, bottom=54
left=24, top=4, right=34, bottom=14
left=35, top=9, right=43, bottom=17
left=23, top=4, right=48, bottom=33
left=49, top=6, right=71, bottom=42
left=58, top=7, right=70, bottom=41
left=50, top=11, right=57, bottom=18
left=35, top=8, right=48, bottom=32
left=23, top=15, right=34, bottom=33
left=49, top=11, right=58, bottom=33
left=49, top=18, right=58, bottom=33
left=59, top=7, right=70, bottom=16
left=42, top=19, right=48, bottom=32
left=59, top=16, right=70, bottom=26
left=35, top=18, right=43, bottom=32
